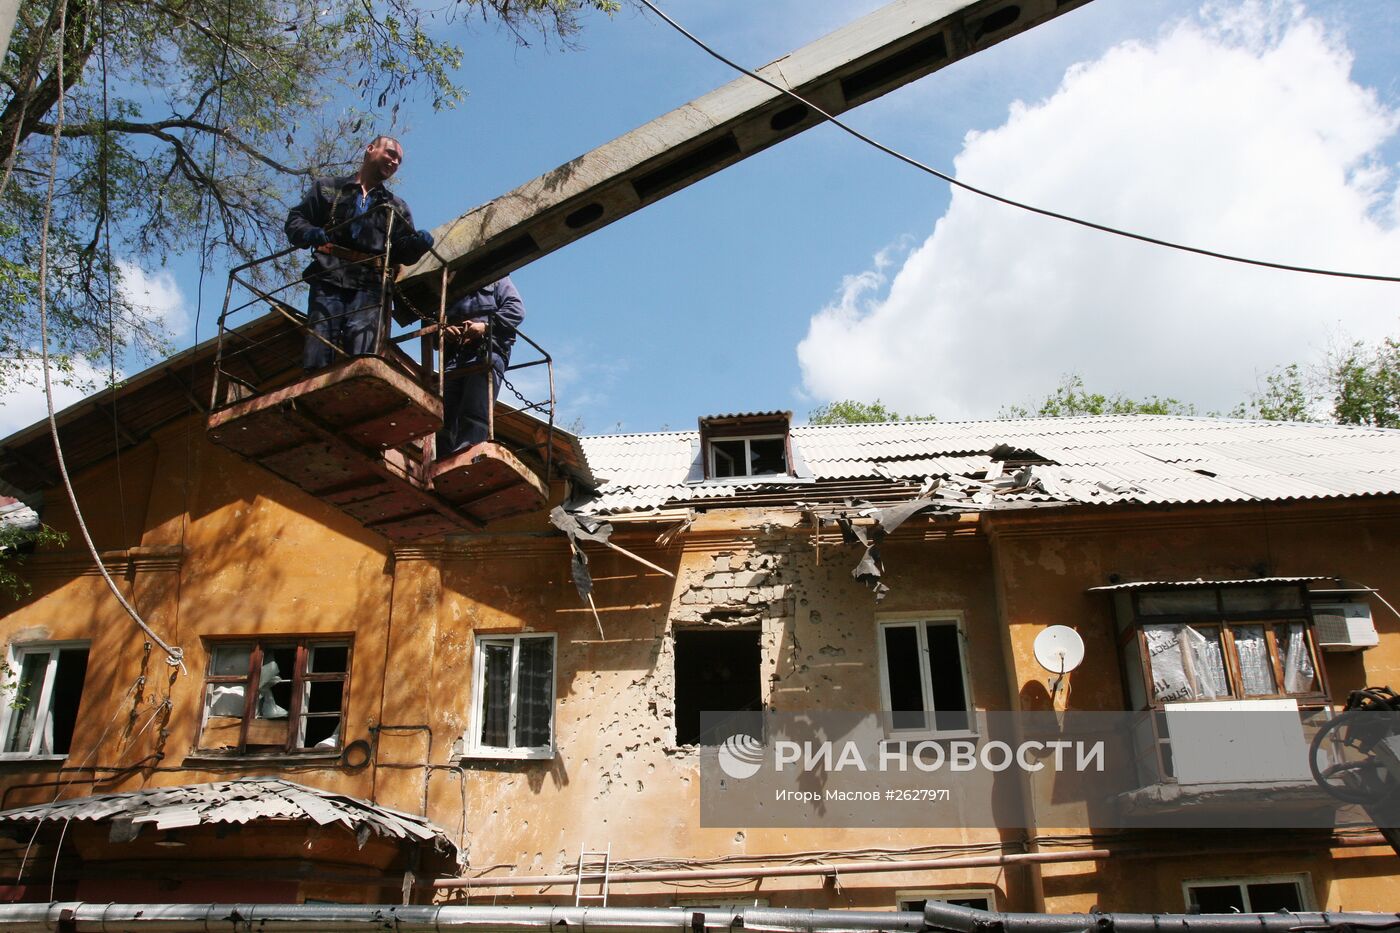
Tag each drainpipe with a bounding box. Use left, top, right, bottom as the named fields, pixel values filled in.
left=432, top=848, right=1107, bottom=890
left=0, top=904, right=917, bottom=933
left=919, top=901, right=1400, bottom=933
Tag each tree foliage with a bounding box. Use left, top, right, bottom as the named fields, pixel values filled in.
left=1331, top=337, right=1400, bottom=428
left=0, top=0, right=618, bottom=392
left=1001, top=374, right=1196, bottom=419
left=0, top=523, right=67, bottom=599
left=807, top=399, right=935, bottom=424
left=1230, top=363, right=1317, bottom=423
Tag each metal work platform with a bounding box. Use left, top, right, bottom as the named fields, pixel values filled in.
left=431, top=442, right=548, bottom=525
left=207, top=212, right=560, bottom=540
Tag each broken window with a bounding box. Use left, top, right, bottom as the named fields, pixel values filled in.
left=0, top=644, right=89, bottom=757
left=698, top=412, right=793, bottom=480
left=200, top=639, right=350, bottom=755
left=709, top=435, right=787, bottom=479
left=878, top=618, right=971, bottom=735
left=468, top=633, right=555, bottom=758
left=673, top=629, right=762, bottom=746
left=1184, top=875, right=1310, bottom=912
left=1121, top=585, right=1324, bottom=708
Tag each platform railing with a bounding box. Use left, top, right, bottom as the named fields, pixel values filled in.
left=210, top=202, right=557, bottom=482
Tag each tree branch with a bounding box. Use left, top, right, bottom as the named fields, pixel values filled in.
left=33, top=116, right=312, bottom=176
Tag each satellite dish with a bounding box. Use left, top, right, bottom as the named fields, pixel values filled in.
left=1033, top=625, right=1085, bottom=675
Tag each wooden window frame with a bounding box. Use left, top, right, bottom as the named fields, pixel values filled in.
left=1116, top=584, right=1329, bottom=711
left=199, top=638, right=352, bottom=756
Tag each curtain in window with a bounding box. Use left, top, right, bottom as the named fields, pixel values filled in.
left=1144, top=624, right=1228, bottom=702
left=514, top=639, right=554, bottom=748
left=1234, top=625, right=1277, bottom=696
left=1282, top=622, right=1316, bottom=694
left=480, top=643, right=513, bottom=747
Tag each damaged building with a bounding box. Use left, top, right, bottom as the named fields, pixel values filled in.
left=0, top=0, right=1398, bottom=920
left=1, top=379, right=1400, bottom=911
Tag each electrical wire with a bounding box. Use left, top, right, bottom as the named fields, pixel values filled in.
left=31, top=0, right=183, bottom=668
left=636, top=0, right=1400, bottom=286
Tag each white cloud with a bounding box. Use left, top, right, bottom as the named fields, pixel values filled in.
left=0, top=357, right=117, bottom=438
left=796, top=1, right=1400, bottom=419
left=118, top=261, right=189, bottom=338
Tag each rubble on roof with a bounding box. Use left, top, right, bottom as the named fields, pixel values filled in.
left=575, top=416, right=1400, bottom=517
left=0, top=777, right=454, bottom=853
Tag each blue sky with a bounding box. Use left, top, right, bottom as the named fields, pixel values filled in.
left=4, top=0, right=1399, bottom=435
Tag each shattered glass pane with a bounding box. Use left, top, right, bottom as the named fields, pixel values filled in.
left=479, top=642, right=513, bottom=748
left=209, top=645, right=251, bottom=676
left=205, top=683, right=246, bottom=718
left=711, top=440, right=744, bottom=478
left=308, top=644, right=349, bottom=674
left=749, top=437, right=786, bottom=475
left=257, top=647, right=296, bottom=720
left=927, top=623, right=969, bottom=732
left=883, top=625, right=927, bottom=731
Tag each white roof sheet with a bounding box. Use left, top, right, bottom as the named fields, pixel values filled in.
left=578, top=415, right=1400, bottom=514
left=0, top=778, right=453, bottom=850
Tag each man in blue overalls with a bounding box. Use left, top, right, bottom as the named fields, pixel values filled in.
left=285, top=136, right=436, bottom=370
left=440, top=277, right=526, bottom=457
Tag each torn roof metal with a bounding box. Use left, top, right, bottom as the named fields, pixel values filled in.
left=0, top=777, right=454, bottom=852
left=576, top=415, right=1400, bottom=516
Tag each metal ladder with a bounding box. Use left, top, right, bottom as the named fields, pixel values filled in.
left=573, top=844, right=612, bottom=907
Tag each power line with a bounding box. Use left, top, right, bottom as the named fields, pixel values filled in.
left=636, top=0, right=1400, bottom=286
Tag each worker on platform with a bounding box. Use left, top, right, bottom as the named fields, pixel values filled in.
left=439, top=277, right=526, bottom=458
left=284, top=136, right=436, bottom=370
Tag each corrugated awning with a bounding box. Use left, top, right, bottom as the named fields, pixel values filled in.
left=1088, top=576, right=1336, bottom=592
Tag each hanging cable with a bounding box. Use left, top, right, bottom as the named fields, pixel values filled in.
left=636, top=0, right=1400, bottom=285
left=32, top=0, right=184, bottom=668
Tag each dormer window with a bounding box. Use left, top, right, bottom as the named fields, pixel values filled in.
left=699, top=411, right=791, bottom=480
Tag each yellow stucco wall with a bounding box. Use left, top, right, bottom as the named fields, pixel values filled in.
left=3, top=418, right=1398, bottom=911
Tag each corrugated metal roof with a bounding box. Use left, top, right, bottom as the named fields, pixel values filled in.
left=577, top=415, right=1400, bottom=515
left=0, top=778, right=453, bottom=850
left=1088, top=576, right=1334, bottom=592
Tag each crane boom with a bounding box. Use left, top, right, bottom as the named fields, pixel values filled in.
left=397, top=0, right=1094, bottom=309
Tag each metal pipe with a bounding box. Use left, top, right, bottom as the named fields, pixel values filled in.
left=432, top=848, right=1108, bottom=890
left=0, top=904, right=762, bottom=933
left=920, top=901, right=1400, bottom=933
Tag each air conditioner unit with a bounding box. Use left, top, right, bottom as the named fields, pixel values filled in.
left=1312, top=601, right=1379, bottom=651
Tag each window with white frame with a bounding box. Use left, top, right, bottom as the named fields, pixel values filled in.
left=1184, top=875, right=1311, bottom=913
left=1, top=643, right=89, bottom=758
left=468, top=633, right=556, bottom=758
left=878, top=616, right=972, bottom=735
left=897, top=890, right=996, bottom=912
left=199, top=639, right=350, bottom=755
left=709, top=435, right=787, bottom=479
